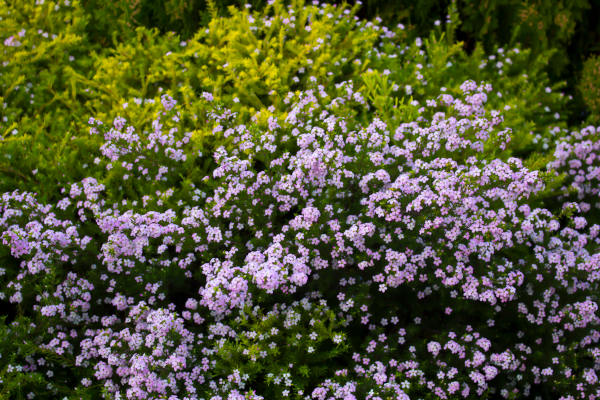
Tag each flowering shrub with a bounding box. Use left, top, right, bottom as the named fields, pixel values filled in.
left=1, top=1, right=600, bottom=400
left=547, top=125, right=600, bottom=224
left=1, top=73, right=599, bottom=399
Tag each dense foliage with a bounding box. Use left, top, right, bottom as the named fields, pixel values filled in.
left=579, top=55, right=600, bottom=124
left=1, top=0, right=599, bottom=399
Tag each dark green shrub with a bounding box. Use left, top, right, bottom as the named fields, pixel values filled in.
left=579, top=55, right=600, bottom=123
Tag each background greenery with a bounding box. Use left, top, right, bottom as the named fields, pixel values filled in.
left=78, top=0, right=600, bottom=118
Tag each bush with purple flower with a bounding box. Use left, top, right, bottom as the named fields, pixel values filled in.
left=1, top=1, right=599, bottom=400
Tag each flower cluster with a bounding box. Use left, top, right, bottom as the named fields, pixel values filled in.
left=548, top=125, right=600, bottom=217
